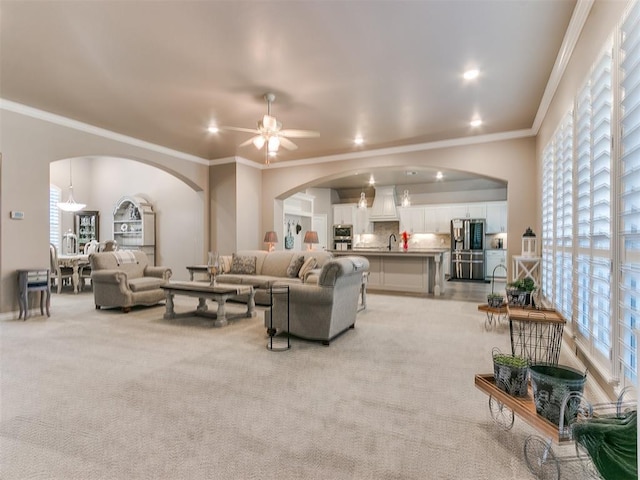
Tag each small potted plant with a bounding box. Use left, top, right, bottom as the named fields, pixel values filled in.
left=492, top=348, right=529, bottom=397
left=506, top=277, right=536, bottom=306
left=487, top=292, right=504, bottom=308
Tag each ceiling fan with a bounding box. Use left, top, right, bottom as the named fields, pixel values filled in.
left=224, top=93, right=319, bottom=164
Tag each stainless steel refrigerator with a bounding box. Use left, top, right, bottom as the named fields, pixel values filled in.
left=451, top=219, right=485, bottom=280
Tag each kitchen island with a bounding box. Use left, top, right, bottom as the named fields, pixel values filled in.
left=329, top=248, right=447, bottom=296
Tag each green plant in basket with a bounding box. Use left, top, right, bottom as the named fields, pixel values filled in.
left=492, top=349, right=529, bottom=397
left=493, top=353, right=528, bottom=368
left=507, top=277, right=536, bottom=292
left=487, top=293, right=504, bottom=308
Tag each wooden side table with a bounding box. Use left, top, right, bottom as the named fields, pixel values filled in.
left=18, top=269, right=51, bottom=320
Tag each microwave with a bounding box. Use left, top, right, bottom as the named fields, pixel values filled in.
left=333, top=224, right=353, bottom=239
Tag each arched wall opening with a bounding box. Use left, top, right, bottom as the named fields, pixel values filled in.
left=262, top=136, right=536, bottom=275
left=50, top=156, right=205, bottom=281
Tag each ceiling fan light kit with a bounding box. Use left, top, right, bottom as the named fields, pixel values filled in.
left=225, top=92, right=319, bottom=165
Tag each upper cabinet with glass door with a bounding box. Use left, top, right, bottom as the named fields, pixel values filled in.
left=74, top=210, right=99, bottom=251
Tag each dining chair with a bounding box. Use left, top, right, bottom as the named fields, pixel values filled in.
left=49, top=243, right=74, bottom=294
left=98, top=240, right=117, bottom=252
left=79, top=240, right=99, bottom=290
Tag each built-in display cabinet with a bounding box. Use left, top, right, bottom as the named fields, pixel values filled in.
left=113, top=195, right=156, bottom=265
left=74, top=210, right=99, bottom=251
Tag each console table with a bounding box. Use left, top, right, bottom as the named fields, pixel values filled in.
left=17, top=269, right=51, bottom=320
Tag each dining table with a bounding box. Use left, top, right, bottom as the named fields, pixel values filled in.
left=57, top=254, right=90, bottom=294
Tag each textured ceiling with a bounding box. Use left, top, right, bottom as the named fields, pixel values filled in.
left=1, top=0, right=577, bottom=172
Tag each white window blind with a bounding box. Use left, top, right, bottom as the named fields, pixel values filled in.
left=575, top=46, right=613, bottom=365
left=553, top=112, right=573, bottom=321
left=619, top=0, right=640, bottom=383
left=49, top=185, right=61, bottom=249
left=541, top=144, right=555, bottom=301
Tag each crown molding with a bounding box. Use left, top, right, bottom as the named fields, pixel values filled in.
left=531, top=0, right=594, bottom=133
left=0, top=99, right=210, bottom=166
left=267, top=128, right=535, bottom=169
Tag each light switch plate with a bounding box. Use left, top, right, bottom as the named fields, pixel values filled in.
left=10, top=211, right=24, bottom=220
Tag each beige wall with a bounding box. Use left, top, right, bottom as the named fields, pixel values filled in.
left=210, top=163, right=237, bottom=255
left=236, top=162, right=262, bottom=251
left=0, top=109, right=209, bottom=314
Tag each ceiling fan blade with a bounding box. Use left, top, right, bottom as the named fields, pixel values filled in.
left=238, top=135, right=262, bottom=148
left=221, top=126, right=260, bottom=134
left=279, top=129, right=320, bottom=138
left=279, top=136, right=298, bottom=151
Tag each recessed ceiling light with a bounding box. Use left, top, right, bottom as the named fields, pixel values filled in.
left=470, top=118, right=483, bottom=127
left=436, top=171, right=444, bottom=180
left=405, top=171, right=417, bottom=176
left=368, top=175, right=375, bottom=185
left=463, top=69, right=479, bottom=80
left=208, top=125, right=219, bottom=133
left=354, top=135, right=364, bottom=145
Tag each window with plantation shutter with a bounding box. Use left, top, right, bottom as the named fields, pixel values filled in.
left=541, top=144, right=555, bottom=302
left=619, top=0, right=640, bottom=384
left=553, top=112, right=573, bottom=321
left=49, top=185, right=61, bottom=249
left=575, top=46, right=613, bottom=366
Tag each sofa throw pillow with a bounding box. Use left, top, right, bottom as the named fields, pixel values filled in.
left=220, top=255, right=233, bottom=274
left=230, top=254, right=256, bottom=275
left=298, top=256, right=317, bottom=280
left=286, top=255, right=305, bottom=278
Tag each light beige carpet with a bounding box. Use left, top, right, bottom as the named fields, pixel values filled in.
left=1, top=292, right=593, bottom=479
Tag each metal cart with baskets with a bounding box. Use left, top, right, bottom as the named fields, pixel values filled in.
left=507, top=306, right=565, bottom=365
left=475, top=375, right=636, bottom=479
left=478, top=264, right=509, bottom=329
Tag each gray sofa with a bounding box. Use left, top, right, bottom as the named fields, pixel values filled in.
left=264, top=256, right=370, bottom=345
left=216, top=250, right=333, bottom=306
left=90, top=250, right=172, bottom=312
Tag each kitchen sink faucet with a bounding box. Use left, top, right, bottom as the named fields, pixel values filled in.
left=388, top=233, right=397, bottom=251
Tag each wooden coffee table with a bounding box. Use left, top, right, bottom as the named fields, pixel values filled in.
left=161, top=281, right=255, bottom=327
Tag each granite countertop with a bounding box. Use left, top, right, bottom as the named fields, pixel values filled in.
left=330, top=248, right=448, bottom=256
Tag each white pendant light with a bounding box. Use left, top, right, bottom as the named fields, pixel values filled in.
left=58, top=159, right=86, bottom=212
left=358, top=192, right=367, bottom=209
left=401, top=189, right=411, bottom=207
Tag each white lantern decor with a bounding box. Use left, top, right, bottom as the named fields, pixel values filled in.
left=521, top=227, right=537, bottom=257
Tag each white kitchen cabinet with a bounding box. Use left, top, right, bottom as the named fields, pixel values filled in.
left=425, top=206, right=451, bottom=233
left=333, top=204, right=356, bottom=226
left=399, top=206, right=425, bottom=234
left=449, top=203, right=487, bottom=219
left=486, top=201, right=507, bottom=233
left=354, top=207, right=372, bottom=234
left=485, top=250, right=507, bottom=280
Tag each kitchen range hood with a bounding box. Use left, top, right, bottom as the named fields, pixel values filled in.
left=369, top=185, right=399, bottom=221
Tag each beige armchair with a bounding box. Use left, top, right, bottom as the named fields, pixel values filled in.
left=265, top=256, right=369, bottom=345
left=90, top=250, right=172, bottom=312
